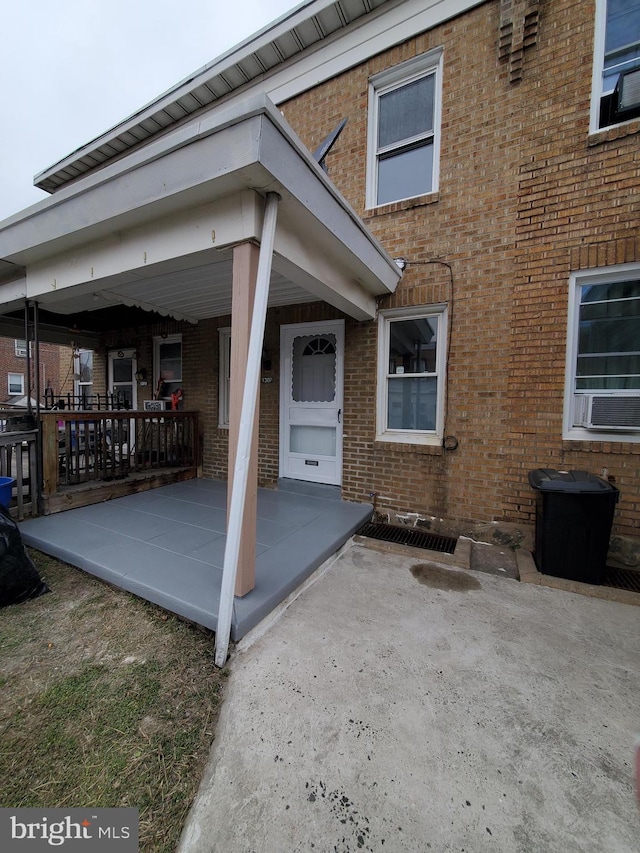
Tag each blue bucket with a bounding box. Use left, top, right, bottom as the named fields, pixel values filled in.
left=0, top=477, right=15, bottom=509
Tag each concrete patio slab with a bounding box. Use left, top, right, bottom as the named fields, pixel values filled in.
left=19, top=478, right=372, bottom=640
left=179, top=539, right=640, bottom=853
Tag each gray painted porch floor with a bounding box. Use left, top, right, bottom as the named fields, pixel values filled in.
left=19, top=479, right=372, bottom=640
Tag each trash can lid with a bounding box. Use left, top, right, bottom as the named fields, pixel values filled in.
left=528, top=468, right=617, bottom=493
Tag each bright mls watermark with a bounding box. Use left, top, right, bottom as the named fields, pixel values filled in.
left=0, top=809, right=138, bottom=851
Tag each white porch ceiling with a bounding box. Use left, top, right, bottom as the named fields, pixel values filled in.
left=36, top=252, right=318, bottom=323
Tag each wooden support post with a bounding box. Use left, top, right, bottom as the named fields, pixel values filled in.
left=228, top=241, right=260, bottom=597
left=40, top=414, right=59, bottom=497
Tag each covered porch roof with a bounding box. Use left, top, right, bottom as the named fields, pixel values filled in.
left=0, top=92, right=401, bottom=666
left=0, top=94, right=400, bottom=330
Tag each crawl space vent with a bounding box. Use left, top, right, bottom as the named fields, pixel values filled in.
left=357, top=522, right=457, bottom=554
left=602, top=566, right=640, bottom=594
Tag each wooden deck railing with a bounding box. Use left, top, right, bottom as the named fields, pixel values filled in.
left=0, top=428, right=38, bottom=520
left=41, top=410, right=199, bottom=497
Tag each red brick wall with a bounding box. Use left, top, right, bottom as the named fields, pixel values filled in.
left=82, top=0, right=639, bottom=542
left=0, top=337, right=62, bottom=403
left=277, top=0, right=640, bottom=537
left=502, top=0, right=640, bottom=537
left=280, top=1, right=521, bottom=524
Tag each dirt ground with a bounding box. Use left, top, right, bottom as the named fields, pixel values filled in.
left=0, top=550, right=226, bottom=852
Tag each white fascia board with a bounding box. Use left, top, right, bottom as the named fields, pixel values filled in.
left=0, top=258, right=26, bottom=287
left=0, top=277, right=27, bottom=314
left=267, top=0, right=484, bottom=104
left=272, top=242, right=376, bottom=321
left=32, top=0, right=327, bottom=187
left=0, top=100, right=272, bottom=264
left=23, top=191, right=262, bottom=300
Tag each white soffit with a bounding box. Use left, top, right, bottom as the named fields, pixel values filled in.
left=35, top=255, right=315, bottom=323
left=33, top=0, right=483, bottom=194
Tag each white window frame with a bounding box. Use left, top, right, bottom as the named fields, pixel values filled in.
left=153, top=334, right=182, bottom=399
left=563, top=262, right=640, bottom=443
left=590, top=0, right=640, bottom=132
left=74, top=349, right=94, bottom=406
left=376, top=305, right=447, bottom=446
left=219, top=327, right=231, bottom=428
left=8, top=373, right=24, bottom=395
left=366, top=48, right=443, bottom=209
left=14, top=340, right=31, bottom=358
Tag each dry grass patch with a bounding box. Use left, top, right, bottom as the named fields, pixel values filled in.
left=0, top=551, right=227, bottom=852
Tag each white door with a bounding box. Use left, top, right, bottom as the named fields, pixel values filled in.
left=280, top=320, right=344, bottom=485
left=108, top=349, right=137, bottom=410
left=108, top=349, right=137, bottom=460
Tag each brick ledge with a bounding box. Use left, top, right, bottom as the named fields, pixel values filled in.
left=588, top=120, right=640, bottom=147
left=363, top=192, right=440, bottom=219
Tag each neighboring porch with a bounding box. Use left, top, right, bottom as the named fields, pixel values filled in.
left=18, top=477, right=372, bottom=640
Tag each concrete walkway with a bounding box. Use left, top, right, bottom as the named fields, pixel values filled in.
left=179, top=539, right=640, bottom=853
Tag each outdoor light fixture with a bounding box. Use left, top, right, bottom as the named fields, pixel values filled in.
left=394, top=257, right=408, bottom=272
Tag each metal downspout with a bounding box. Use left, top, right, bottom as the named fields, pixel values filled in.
left=32, top=302, right=43, bottom=516
left=214, top=192, right=280, bottom=668
left=23, top=301, right=32, bottom=415
left=33, top=302, right=41, bottom=420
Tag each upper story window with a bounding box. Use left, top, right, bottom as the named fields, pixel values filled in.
left=8, top=373, right=24, bottom=396
left=14, top=340, right=31, bottom=358
left=564, top=264, right=640, bottom=442
left=593, top=0, right=640, bottom=130
left=376, top=305, right=447, bottom=446
left=367, top=49, right=442, bottom=208
left=153, top=334, right=182, bottom=399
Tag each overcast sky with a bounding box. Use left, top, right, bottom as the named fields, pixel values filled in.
left=0, top=0, right=299, bottom=222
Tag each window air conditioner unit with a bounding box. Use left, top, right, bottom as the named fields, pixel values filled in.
left=574, top=394, right=640, bottom=430
left=143, top=399, right=166, bottom=412
left=613, top=67, right=640, bottom=121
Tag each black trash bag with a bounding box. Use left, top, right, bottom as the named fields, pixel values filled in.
left=0, top=505, right=49, bottom=607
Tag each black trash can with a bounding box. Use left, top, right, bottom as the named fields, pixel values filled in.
left=528, top=469, right=619, bottom=584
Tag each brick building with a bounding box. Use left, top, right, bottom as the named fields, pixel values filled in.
left=0, top=336, right=62, bottom=405
left=0, top=0, right=638, bottom=555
